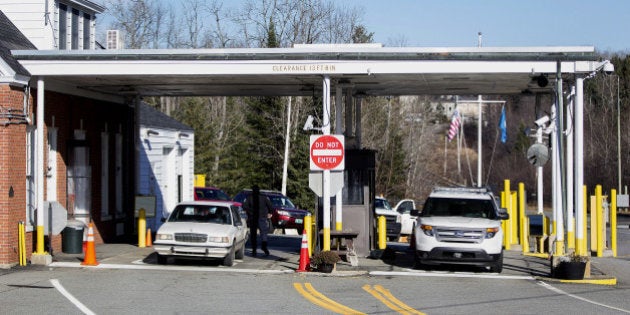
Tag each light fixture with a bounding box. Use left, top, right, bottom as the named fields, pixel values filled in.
left=536, top=75, right=548, bottom=88
left=179, top=133, right=189, bottom=138
left=146, top=129, right=159, bottom=137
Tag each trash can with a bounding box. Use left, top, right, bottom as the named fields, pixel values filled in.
left=62, top=220, right=85, bottom=254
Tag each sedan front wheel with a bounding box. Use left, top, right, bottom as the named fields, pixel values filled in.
left=223, top=244, right=235, bottom=266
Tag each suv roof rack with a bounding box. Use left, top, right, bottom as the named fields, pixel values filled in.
left=432, top=186, right=492, bottom=194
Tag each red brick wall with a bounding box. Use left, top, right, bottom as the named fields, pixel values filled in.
left=1, top=85, right=136, bottom=266
left=0, top=85, right=30, bottom=266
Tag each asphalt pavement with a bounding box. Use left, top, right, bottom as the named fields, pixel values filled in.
left=4, top=232, right=621, bottom=286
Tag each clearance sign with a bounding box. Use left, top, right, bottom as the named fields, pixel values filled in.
left=310, top=135, right=345, bottom=171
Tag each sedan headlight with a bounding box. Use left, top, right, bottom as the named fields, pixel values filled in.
left=276, top=210, right=290, bottom=216
left=156, top=233, right=173, bottom=241
left=208, top=236, right=230, bottom=243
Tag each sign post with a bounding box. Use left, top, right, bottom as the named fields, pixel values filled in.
left=309, top=133, right=345, bottom=251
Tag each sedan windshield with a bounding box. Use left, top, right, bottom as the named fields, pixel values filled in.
left=422, top=197, right=497, bottom=219
left=168, top=205, right=232, bottom=224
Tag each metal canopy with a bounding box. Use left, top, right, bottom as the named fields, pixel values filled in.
left=13, top=45, right=603, bottom=98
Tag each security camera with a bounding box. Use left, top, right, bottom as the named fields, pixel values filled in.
left=534, top=115, right=550, bottom=127
left=595, top=60, right=614, bottom=74
left=603, top=62, right=614, bottom=73
left=303, top=115, right=315, bottom=131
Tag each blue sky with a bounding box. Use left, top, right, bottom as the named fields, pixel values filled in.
left=100, top=0, right=629, bottom=53
left=346, top=0, right=629, bottom=52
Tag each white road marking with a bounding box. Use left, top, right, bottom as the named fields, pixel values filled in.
left=50, top=279, right=96, bottom=315
left=370, top=270, right=534, bottom=280
left=538, top=281, right=630, bottom=314
left=49, top=261, right=294, bottom=274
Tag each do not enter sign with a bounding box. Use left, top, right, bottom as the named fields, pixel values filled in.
left=310, top=135, right=345, bottom=171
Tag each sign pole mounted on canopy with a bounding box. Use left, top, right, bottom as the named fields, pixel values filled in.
left=308, top=75, right=347, bottom=251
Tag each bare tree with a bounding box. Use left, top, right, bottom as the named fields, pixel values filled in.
left=105, top=0, right=164, bottom=49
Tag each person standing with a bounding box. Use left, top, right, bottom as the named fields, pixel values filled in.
left=244, top=185, right=273, bottom=256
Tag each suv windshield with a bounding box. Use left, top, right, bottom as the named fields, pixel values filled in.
left=267, top=194, right=295, bottom=208
left=422, top=197, right=497, bottom=219
left=375, top=198, right=392, bottom=210
left=195, top=188, right=230, bottom=201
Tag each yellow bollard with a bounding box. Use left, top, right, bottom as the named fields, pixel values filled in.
left=378, top=215, right=387, bottom=250
left=18, top=222, right=25, bottom=266
left=590, top=195, right=597, bottom=253
left=580, top=185, right=588, bottom=256
left=519, top=183, right=529, bottom=254
left=304, top=214, right=312, bottom=257
left=500, top=190, right=510, bottom=250
left=138, top=208, right=146, bottom=248
left=596, top=185, right=603, bottom=257
left=511, top=191, right=518, bottom=245
left=567, top=217, right=575, bottom=250
left=611, top=189, right=617, bottom=257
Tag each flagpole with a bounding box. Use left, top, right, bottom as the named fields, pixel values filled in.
left=458, top=113, right=462, bottom=180
left=477, top=95, right=482, bottom=187
left=444, top=136, right=447, bottom=175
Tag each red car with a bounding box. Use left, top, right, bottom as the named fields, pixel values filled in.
left=194, top=186, right=245, bottom=221
left=194, top=186, right=232, bottom=202
left=232, top=189, right=308, bottom=232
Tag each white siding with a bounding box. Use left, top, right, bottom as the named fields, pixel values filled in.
left=0, top=1, right=54, bottom=50
left=138, top=127, right=194, bottom=230
left=1, top=0, right=101, bottom=50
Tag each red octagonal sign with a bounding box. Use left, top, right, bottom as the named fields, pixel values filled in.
left=310, top=135, right=345, bottom=171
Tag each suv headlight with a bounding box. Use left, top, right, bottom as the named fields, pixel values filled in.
left=156, top=233, right=173, bottom=241
left=420, top=224, right=434, bottom=237
left=485, top=227, right=499, bottom=239
left=396, top=215, right=401, bottom=223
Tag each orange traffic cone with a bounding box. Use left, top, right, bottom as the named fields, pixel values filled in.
left=81, top=223, right=99, bottom=266
left=297, top=229, right=310, bottom=272
left=146, top=228, right=153, bottom=246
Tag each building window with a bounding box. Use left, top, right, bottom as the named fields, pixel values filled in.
left=83, top=13, right=91, bottom=49
left=47, top=128, right=58, bottom=201
left=71, top=8, right=79, bottom=49
left=58, top=3, right=67, bottom=49
left=115, top=133, right=123, bottom=216
left=26, top=126, right=36, bottom=229
left=101, top=132, right=110, bottom=219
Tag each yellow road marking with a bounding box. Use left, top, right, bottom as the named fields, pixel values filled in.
left=362, top=284, right=426, bottom=315
left=293, top=283, right=365, bottom=315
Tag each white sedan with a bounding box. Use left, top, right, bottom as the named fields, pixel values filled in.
left=154, top=201, right=248, bottom=266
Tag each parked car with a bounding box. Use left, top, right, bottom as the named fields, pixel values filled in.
left=412, top=186, right=509, bottom=272
left=153, top=200, right=248, bottom=266
left=194, top=186, right=247, bottom=224
left=233, top=189, right=308, bottom=232
left=393, top=199, right=419, bottom=236
left=194, top=186, right=231, bottom=202
left=374, top=196, right=402, bottom=241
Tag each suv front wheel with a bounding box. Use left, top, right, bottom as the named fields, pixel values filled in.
left=489, top=252, right=503, bottom=273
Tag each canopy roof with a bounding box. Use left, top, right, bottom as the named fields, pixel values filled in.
left=12, top=45, right=607, bottom=98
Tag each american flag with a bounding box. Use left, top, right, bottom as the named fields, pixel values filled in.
left=447, top=109, right=461, bottom=141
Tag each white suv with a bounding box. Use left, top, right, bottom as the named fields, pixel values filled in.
left=412, top=187, right=509, bottom=272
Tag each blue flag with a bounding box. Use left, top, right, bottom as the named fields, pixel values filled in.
left=499, top=107, right=507, bottom=143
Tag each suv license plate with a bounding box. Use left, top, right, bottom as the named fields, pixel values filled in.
left=295, top=219, right=303, bottom=224
left=453, top=252, right=462, bottom=258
